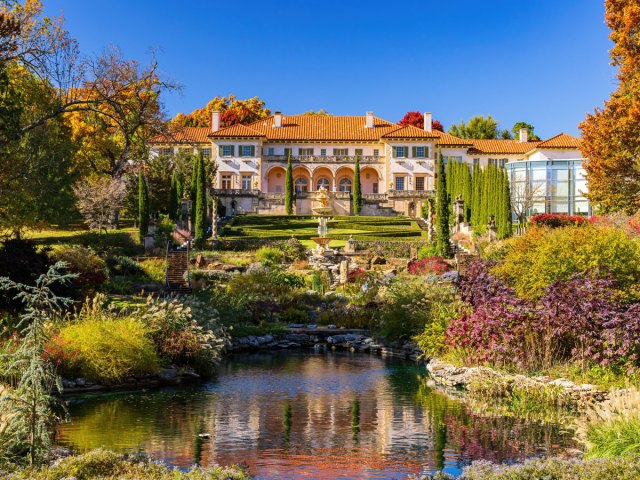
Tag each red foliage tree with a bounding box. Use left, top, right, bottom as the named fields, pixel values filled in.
left=398, top=111, right=443, bottom=131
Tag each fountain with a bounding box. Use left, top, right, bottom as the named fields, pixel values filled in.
left=307, top=187, right=359, bottom=289
left=311, top=186, right=333, bottom=254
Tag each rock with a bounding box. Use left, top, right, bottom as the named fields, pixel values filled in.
left=549, top=378, right=577, bottom=389
left=75, top=377, right=86, bottom=387
left=182, top=370, right=201, bottom=379
left=62, top=379, right=76, bottom=389
left=158, top=368, right=178, bottom=381
left=371, top=256, right=386, bottom=265
left=328, top=324, right=337, bottom=329
left=286, top=333, right=311, bottom=343
left=198, top=433, right=211, bottom=438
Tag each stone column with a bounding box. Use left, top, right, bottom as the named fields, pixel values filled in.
left=339, top=260, right=349, bottom=285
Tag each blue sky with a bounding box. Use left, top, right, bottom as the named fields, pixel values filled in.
left=44, top=0, right=615, bottom=138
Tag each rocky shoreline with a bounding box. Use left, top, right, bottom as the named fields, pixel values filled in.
left=229, top=332, right=424, bottom=362
left=61, top=366, right=203, bottom=394
left=426, top=359, right=609, bottom=407
left=61, top=333, right=424, bottom=394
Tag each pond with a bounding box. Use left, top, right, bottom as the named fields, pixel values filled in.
left=56, top=351, right=576, bottom=479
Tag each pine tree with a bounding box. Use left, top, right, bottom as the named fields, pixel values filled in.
left=169, top=172, right=179, bottom=222
left=0, top=266, right=75, bottom=465
left=435, top=148, right=452, bottom=257
left=352, top=154, right=362, bottom=215
left=194, top=152, right=207, bottom=247
left=138, top=170, right=149, bottom=243
left=285, top=151, right=294, bottom=215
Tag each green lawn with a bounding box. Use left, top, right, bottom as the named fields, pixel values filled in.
left=25, top=226, right=143, bottom=256
left=220, top=215, right=425, bottom=247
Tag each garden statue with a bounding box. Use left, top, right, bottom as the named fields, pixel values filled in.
left=487, top=214, right=498, bottom=242
left=344, top=235, right=356, bottom=254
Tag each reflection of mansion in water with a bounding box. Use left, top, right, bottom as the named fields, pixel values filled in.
left=150, top=111, right=588, bottom=218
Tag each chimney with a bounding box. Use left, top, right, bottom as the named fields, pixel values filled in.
left=211, top=110, right=220, bottom=132
left=424, top=112, right=433, bottom=132
left=273, top=111, right=282, bottom=128
left=519, top=127, right=529, bottom=143
left=365, top=111, right=374, bottom=129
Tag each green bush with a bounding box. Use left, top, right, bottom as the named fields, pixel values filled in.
left=255, top=246, right=285, bottom=266
left=281, top=236, right=308, bottom=261
left=135, top=296, right=227, bottom=377
left=414, top=298, right=461, bottom=358
left=417, top=244, right=439, bottom=259
left=4, top=448, right=249, bottom=479
left=105, top=255, right=144, bottom=277
left=154, top=214, right=175, bottom=246
left=378, top=279, right=458, bottom=341
left=50, top=245, right=108, bottom=295
left=494, top=225, right=640, bottom=300
left=54, top=298, right=159, bottom=383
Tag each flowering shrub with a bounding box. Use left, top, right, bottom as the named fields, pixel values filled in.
left=447, top=261, right=640, bottom=372
left=348, top=268, right=366, bottom=283
left=530, top=213, right=587, bottom=228
left=44, top=334, right=82, bottom=378
left=408, top=256, right=452, bottom=275
left=494, top=225, right=640, bottom=300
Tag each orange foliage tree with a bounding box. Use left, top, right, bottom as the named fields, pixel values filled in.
left=172, top=95, right=270, bottom=128
left=580, top=0, right=640, bottom=214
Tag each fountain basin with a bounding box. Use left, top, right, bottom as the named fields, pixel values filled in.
left=311, top=237, right=331, bottom=248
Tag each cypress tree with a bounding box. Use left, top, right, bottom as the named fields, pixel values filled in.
left=463, top=163, right=472, bottom=222
left=435, top=148, right=452, bottom=257
left=498, top=168, right=513, bottom=238
left=194, top=152, right=207, bottom=247
left=138, top=170, right=149, bottom=243
left=470, top=164, right=480, bottom=226
left=190, top=155, right=199, bottom=228
left=352, top=154, right=362, bottom=215
left=169, top=172, right=179, bottom=222
left=285, top=151, right=294, bottom=215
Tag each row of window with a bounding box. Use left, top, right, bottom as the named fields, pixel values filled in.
left=159, top=147, right=211, bottom=158
left=220, top=174, right=254, bottom=190
left=218, top=146, right=432, bottom=158
left=392, top=146, right=429, bottom=159
left=267, top=147, right=378, bottom=157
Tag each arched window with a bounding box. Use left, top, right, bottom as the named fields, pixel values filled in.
left=316, top=177, right=330, bottom=190
left=294, top=177, right=308, bottom=192
left=338, top=177, right=352, bottom=192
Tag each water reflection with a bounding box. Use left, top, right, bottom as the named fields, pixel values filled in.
left=57, top=351, right=575, bottom=479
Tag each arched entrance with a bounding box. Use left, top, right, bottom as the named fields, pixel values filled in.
left=267, top=166, right=286, bottom=193
left=360, top=167, right=380, bottom=194
left=292, top=166, right=311, bottom=193
left=312, top=166, right=333, bottom=192
left=335, top=166, right=354, bottom=193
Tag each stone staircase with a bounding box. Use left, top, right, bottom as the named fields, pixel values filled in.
left=165, top=248, right=192, bottom=295
left=415, top=217, right=430, bottom=232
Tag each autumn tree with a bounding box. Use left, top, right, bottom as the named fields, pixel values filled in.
left=580, top=0, right=640, bottom=213
left=172, top=95, right=270, bottom=128
left=398, top=111, right=443, bottom=131
left=73, top=176, right=126, bottom=233
left=448, top=115, right=499, bottom=139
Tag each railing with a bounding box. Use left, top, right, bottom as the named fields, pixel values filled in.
left=387, top=190, right=435, bottom=199
left=362, top=193, right=387, bottom=201
left=212, top=188, right=259, bottom=196
left=263, top=155, right=383, bottom=164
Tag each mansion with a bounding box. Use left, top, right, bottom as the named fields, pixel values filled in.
left=150, top=111, right=588, bottom=218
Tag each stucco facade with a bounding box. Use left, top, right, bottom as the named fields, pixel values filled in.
left=149, top=112, right=587, bottom=217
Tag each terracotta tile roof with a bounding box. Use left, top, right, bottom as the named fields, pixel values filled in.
left=535, top=133, right=582, bottom=149
left=430, top=130, right=474, bottom=146
left=209, top=115, right=407, bottom=141
left=381, top=124, right=440, bottom=139
left=149, top=127, right=211, bottom=144
left=468, top=139, right=542, bottom=155
left=209, top=123, right=265, bottom=138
